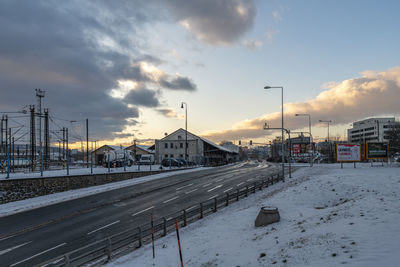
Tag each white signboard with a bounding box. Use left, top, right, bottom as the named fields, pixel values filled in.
left=336, top=144, right=361, bottom=162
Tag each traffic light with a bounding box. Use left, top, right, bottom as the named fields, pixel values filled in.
left=250, top=140, right=253, bottom=146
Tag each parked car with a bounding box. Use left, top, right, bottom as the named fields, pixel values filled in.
left=139, top=154, right=154, bottom=165
left=161, top=158, right=179, bottom=167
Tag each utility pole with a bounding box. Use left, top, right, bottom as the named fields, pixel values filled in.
left=86, top=118, right=89, bottom=168
left=44, top=108, right=49, bottom=169
left=62, top=127, right=65, bottom=168
left=35, top=89, right=45, bottom=158
left=30, top=106, right=36, bottom=171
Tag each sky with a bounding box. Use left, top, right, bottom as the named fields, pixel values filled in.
left=1, top=0, right=400, bottom=148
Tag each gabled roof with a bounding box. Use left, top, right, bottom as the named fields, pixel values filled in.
left=161, top=128, right=237, bottom=154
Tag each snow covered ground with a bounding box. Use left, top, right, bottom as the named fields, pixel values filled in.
left=0, top=164, right=188, bottom=180
left=106, top=163, right=400, bottom=267
left=0, top=167, right=210, bottom=217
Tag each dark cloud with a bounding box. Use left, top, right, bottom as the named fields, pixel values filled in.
left=159, top=76, right=197, bottom=91
left=123, top=87, right=160, bottom=107
left=162, top=0, right=256, bottom=45
left=0, top=0, right=255, bottom=140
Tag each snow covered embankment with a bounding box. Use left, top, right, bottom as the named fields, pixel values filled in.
left=107, top=164, right=400, bottom=267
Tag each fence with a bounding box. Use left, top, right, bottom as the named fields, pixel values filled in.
left=36, top=172, right=283, bottom=267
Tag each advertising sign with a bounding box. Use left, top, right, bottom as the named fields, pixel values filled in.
left=336, top=144, right=361, bottom=162
left=292, top=144, right=300, bottom=154
left=366, top=142, right=388, bottom=159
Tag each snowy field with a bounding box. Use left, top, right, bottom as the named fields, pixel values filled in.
left=0, top=164, right=188, bottom=180
left=106, top=163, right=400, bottom=267
left=0, top=167, right=210, bottom=217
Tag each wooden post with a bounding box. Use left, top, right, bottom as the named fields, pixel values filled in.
left=183, top=209, right=187, bottom=227
left=236, top=189, right=239, bottom=201
left=162, top=217, right=167, bottom=236
left=199, top=203, right=203, bottom=219
left=137, top=227, right=142, bottom=248
left=214, top=198, right=217, bottom=212
left=225, top=192, right=229, bottom=206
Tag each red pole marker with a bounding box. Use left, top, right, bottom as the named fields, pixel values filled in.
left=175, top=218, right=184, bottom=267
left=151, top=213, right=155, bottom=259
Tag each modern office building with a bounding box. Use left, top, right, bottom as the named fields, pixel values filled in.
left=347, top=117, right=396, bottom=143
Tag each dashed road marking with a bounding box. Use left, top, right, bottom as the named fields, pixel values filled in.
left=163, top=196, right=179, bottom=204
left=87, top=220, right=120, bottom=235
left=10, top=243, right=66, bottom=266
left=208, top=194, right=218, bottom=200
left=132, top=206, right=154, bottom=217
left=185, top=188, right=198, bottom=194
left=223, top=187, right=233, bottom=193
left=207, top=184, right=222, bottom=192
left=0, top=241, right=31, bottom=256
left=176, top=183, right=193, bottom=191
left=202, top=183, right=212, bottom=187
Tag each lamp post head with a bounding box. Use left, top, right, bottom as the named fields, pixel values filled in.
left=295, top=114, right=299, bottom=116
left=264, top=86, right=271, bottom=89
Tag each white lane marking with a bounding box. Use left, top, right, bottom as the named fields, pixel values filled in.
left=223, top=187, right=233, bottom=193
left=176, top=183, right=193, bottom=191
left=0, top=234, right=19, bottom=242
left=41, top=257, right=64, bottom=267
left=202, top=183, right=212, bottom=187
left=207, top=184, right=223, bottom=192
left=0, top=241, right=31, bottom=256
left=87, top=220, right=120, bottom=235
left=215, top=178, right=223, bottom=182
left=186, top=205, right=197, bottom=211
left=163, top=196, right=179, bottom=204
left=10, top=242, right=66, bottom=267
left=247, top=178, right=254, bottom=182
left=237, top=182, right=244, bottom=187
left=132, top=206, right=154, bottom=217
left=208, top=194, right=218, bottom=200
left=185, top=188, right=198, bottom=194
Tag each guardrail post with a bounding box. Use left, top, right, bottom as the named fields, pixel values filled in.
left=162, top=217, right=167, bottom=236
left=236, top=189, right=239, bottom=201
left=64, top=254, right=70, bottom=266
left=253, top=182, right=256, bottom=193
left=214, top=198, right=217, bottom=212
left=107, top=237, right=112, bottom=261
left=245, top=186, right=248, bottom=197
left=259, top=181, right=263, bottom=190
left=199, top=203, right=203, bottom=219
left=183, top=209, right=187, bottom=227
left=137, top=227, right=142, bottom=248
left=226, top=192, right=229, bottom=206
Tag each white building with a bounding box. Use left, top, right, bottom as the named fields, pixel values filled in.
left=347, top=117, right=395, bottom=143
left=154, top=128, right=238, bottom=165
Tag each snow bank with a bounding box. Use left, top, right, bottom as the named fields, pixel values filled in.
left=106, top=163, right=400, bottom=267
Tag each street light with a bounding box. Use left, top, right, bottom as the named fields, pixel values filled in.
left=295, top=113, right=313, bottom=166
left=319, top=120, right=332, bottom=141
left=264, top=86, right=285, bottom=179
left=181, top=102, right=187, bottom=162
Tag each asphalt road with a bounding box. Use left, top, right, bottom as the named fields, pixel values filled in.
left=0, top=162, right=283, bottom=266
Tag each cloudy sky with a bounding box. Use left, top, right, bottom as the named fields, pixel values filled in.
left=1, top=0, right=400, bottom=147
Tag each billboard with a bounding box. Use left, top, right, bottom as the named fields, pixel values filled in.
left=366, top=142, right=388, bottom=159
left=292, top=144, right=300, bottom=154
left=336, top=144, right=361, bottom=162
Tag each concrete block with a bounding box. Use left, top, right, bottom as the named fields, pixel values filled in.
left=255, top=206, right=280, bottom=227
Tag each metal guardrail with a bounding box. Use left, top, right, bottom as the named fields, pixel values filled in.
left=36, top=172, right=283, bottom=267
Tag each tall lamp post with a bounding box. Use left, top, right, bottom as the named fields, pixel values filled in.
left=264, top=86, right=284, bottom=179
left=319, top=119, right=332, bottom=163
left=295, top=113, right=313, bottom=166
left=181, top=102, right=187, bottom=162
left=319, top=120, right=332, bottom=141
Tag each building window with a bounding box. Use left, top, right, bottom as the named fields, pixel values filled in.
left=165, top=154, right=168, bottom=158
left=186, top=143, right=188, bottom=148
left=164, top=143, right=168, bottom=149
left=170, top=143, right=173, bottom=148
left=180, top=143, right=183, bottom=148
left=170, top=154, right=174, bottom=158
left=180, top=154, right=183, bottom=158
left=178, top=135, right=182, bottom=140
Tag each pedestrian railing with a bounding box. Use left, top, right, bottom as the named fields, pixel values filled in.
left=36, top=172, right=283, bottom=267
